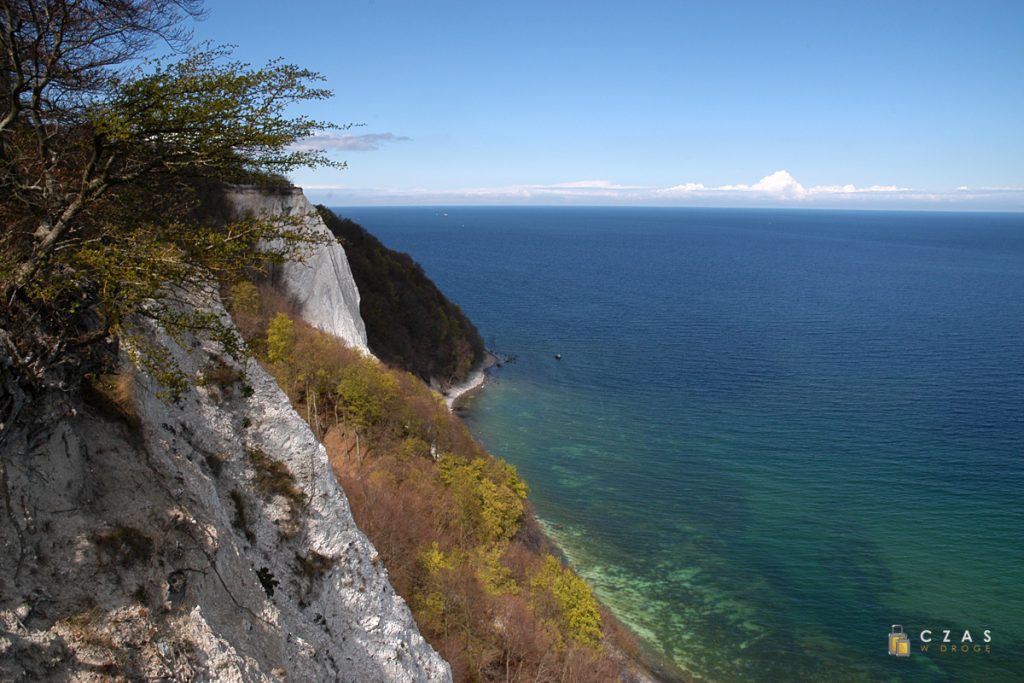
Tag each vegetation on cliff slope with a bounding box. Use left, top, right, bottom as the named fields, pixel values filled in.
left=0, top=0, right=345, bottom=425
left=3, top=4, right=650, bottom=680
left=230, top=281, right=647, bottom=683
left=317, top=206, right=485, bottom=388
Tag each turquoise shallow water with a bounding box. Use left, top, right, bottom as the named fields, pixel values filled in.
left=339, top=207, right=1024, bottom=682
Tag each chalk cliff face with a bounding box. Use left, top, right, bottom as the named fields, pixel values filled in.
left=1, top=182, right=451, bottom=680
left=222, top=186, right=370, bottom=355
left=0, top=288, right=450, bottom=681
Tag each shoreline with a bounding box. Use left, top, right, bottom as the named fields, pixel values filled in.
left=443, top=350, right=498, bottom=408
left=535, top=517, right=692, bottom=683
left=447, top=357, right=688, bottom=683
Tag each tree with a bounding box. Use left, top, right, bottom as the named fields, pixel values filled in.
left=265, top=313, right=295, bottom=366
left=1, top=0, right=345, bottom=428
left=530, top=555, right=603, bottom=648
left=2, top=0, right=205, bottom=289
left=336, top=356, right=399, bottom=432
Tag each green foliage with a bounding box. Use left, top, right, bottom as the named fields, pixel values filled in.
left=266, top=313, right=296, bottom=365
left=336, top=356, right=399, bottom=430
left=474, top=544, right=517, bottom=596
left=531, top=555, right=603, bottom=648
left=229, top=281, right=262, bottom=317
left=397, top=436, right=432, bottom=461
left=1, top=3, right=345, bottom=404
left=416, top=542, right=457, bottom=630
left=291, top=327, right=351, bottom=408
left=123, top=340, right=189, bottom=402
left=316, top=206, right=485, bottom=387
left=439, top=455, right=527, bottom=545
left=95, top=47, right=339, bottom=182
left=478, top=477, right=524, bottom=543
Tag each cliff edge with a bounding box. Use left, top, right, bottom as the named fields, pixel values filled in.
left=316, top=207, right=485, bottom=390
left=0, top=194, right=449, bottom=680
left=221, top=185, right=370, bottom=355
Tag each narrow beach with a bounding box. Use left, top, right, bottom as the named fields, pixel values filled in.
left=443, top=351, right=497, bottom=408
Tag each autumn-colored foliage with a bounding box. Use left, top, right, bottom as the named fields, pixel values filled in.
left=232, top=283, right=649, bottom=683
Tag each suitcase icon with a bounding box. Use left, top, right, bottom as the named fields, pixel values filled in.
left=888, top=624, right=910, bottom=657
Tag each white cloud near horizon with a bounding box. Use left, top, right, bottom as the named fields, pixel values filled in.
left=291, top=131, right=412, bottom=152
left=955, top=184, right=1024, bottom=193
left=301, top=170, right=1024, bottom=209
left=541, top=180, right=649, bottom=190
left=660, top=170, right=909, bottom=199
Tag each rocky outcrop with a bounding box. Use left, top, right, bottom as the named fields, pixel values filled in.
left=316, top=208, right=484, bottom=389
left=0, top=289, right=450, bottom=681
left=222, top=186, right=370, bottom=355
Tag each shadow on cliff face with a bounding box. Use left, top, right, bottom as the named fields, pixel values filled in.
left=2, top=383, right=272, bottom=680
left=0, top=630, right=74, bottom=682
left=0, top=393, right=215, bottom=680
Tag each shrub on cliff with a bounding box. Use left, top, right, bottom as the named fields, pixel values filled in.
left=439, top=455, right=527, bottom=546
left=337, top=356, right=400, bottom=431
left=315, top=206, right=485, bottom=388
left=531, top=555, right=603, bottom=648
left=1, top=0, right=347, bottom=422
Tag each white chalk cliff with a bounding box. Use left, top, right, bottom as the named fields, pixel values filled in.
left=0, top=189, right=451, bottom=680
left=222, top=185, right=370, bottom=355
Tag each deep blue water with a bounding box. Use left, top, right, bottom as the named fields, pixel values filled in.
left=337, top=206, right=1024, bottom=682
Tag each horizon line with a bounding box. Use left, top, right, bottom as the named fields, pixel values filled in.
left=318, top=203, right=1024, bottom=215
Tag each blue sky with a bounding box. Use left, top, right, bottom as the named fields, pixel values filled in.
left=191, top=1, right=1023, bottom=209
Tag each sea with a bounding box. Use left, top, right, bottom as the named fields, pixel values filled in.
left=336, top=206, right=1024, bottom=683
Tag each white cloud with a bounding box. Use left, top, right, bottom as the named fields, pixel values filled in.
left=658, top=170, right=909, bottom=199
left=659, top=182, right=707, bottom=194
left=290, top=131, right=411, bottom=152
left=300, top=171, right=1024, bottom=209
left=540, top=180, right=647, bottom=190
left=721, top=169, right=808, bottom=197
left=808, top=183, right=905, bottom=194
left=954, top=184, right=1024, bottom=193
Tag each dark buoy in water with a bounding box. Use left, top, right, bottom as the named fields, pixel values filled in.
left=554, top=353, right=562, bottom=360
